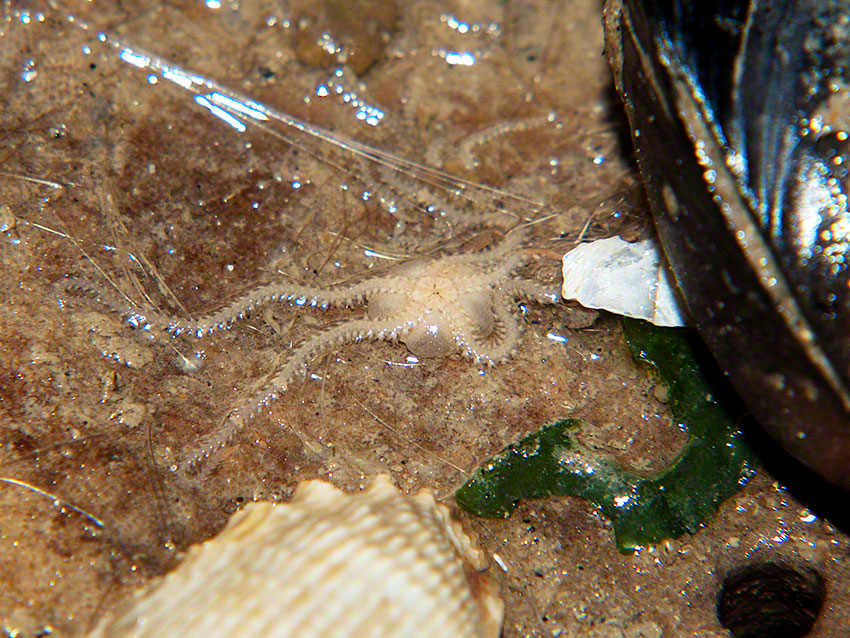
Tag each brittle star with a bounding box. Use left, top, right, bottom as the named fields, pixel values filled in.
left=64, top=226, right=562, bottom=467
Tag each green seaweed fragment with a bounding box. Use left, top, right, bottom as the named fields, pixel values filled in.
left=455, top=319, right=757, bottom=553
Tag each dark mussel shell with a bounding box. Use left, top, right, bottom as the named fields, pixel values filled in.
left=603, top=0, right=850, bottom=489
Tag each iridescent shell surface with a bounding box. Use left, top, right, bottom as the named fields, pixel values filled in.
left=604, top=0, right=850, bottom=489
left=90, top=475, right=503, bottom=638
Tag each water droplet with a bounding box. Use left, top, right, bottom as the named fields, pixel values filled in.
left=20, top=58, right=37, bottom=82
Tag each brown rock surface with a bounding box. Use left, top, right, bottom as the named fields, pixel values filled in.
left=0, top=1, right=846, bottom=636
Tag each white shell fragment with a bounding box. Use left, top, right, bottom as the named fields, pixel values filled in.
left=91, top=475, right=503, bottom=638
left=561, top=236, right=688, bottom=327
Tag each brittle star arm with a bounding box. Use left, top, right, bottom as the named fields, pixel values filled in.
left=501, top=279, right=562, bottom=305
left=444, top=227, right=527, bottom=273
left=475, top=251, right=530, bottom=286
left=57, top=276, right=403, bottom=336
left=453, top=297, right=524, bottom=365
left=181, top=317, right=406, bottom=467
left=165, top=279, right=388, bottom=336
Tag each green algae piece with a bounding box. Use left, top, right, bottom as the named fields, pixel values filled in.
left=455, top=319, right=756, bottom=553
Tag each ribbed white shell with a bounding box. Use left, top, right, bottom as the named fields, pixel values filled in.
left=91, top=475, right=503, bottom=638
